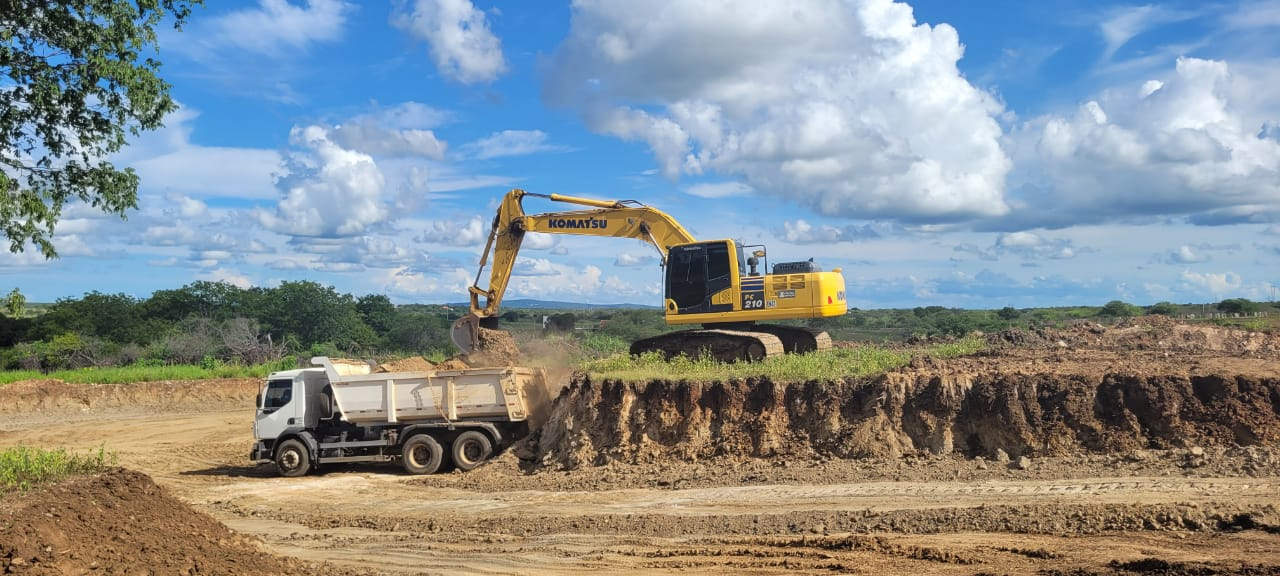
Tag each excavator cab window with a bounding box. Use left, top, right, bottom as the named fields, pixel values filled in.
left=666, top=246, right=707, bottom=309
left=666, top=242, right=733, bottom=314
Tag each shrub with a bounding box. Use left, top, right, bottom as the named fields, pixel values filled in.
left=0, top=446, right=117, bottom=491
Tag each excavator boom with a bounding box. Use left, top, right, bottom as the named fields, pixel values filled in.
left=452, top=189, right=696, bottom=353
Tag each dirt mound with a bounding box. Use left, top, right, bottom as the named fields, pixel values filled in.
left=526, top=370, right=1280, bottom=470
left=0, top=469, right=372, bottom=576
left=0, top=378, right=258, bottom=421
left=374, top=356, right=435, bottom=372
left=987, top=317, right=1280, bottom=356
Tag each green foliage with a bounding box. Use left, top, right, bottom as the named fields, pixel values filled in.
left=32, top=291, right=155, bottom=344
left=0, top=445, right=117, bottom=492
left=1099, top=300, right=1140, bottom=317
left=0, top=0, right=202, bottom=257
left=1147, top=301, right=1179, bottom=315
left=254, top=281, right=376, bottom=351
left=1216, top=298, right=1259, bottom=314
left=997, top=306, right=1021, bottom=320
left=575, top=332, right=629, bottom=360
left=596, top=309, right=670, bottom=342
left=579, top=335, right=984, bottom=383
left=4, top=288, right=25, bottom=318
left=357, top=294, right=395, bottom=333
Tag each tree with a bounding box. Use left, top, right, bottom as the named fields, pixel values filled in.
left=356, top=294, right=395, bottom=333
left=997, top=306, right=1020, bottom=321
left=253, top=281, right=375, bottom=351
left=1146, top=301, right=1179, bottom=316
left=1, top=0, right=201, bottom=257
left=5, top=287, right=25, bottom=318
left=1216, top=298, right=1259, bottom=314
left=1099, top=300, right=1139, bottom=318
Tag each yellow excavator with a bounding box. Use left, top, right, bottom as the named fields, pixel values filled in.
left=450, top=189, right=848, bottom=362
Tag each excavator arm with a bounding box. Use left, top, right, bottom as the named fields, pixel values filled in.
left=451, top=188, right=697, bottom=353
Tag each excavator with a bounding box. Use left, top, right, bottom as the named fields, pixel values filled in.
left=450, top=188, right=848, bottom=363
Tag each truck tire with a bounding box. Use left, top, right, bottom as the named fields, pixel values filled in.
left=451, top=430, right=493, bottom=471
left=402, top=434, right=444, bottom=475
left=275, top=439, right=311, bottom=477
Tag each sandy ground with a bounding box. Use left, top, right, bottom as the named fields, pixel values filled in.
left=3, top=317, right=1280, bottom=575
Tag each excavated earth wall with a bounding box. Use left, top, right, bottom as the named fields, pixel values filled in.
left=531, top=370, right=1280, bottom=471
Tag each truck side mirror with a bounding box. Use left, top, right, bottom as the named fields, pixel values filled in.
left=255, top=392, right=261, bottom=409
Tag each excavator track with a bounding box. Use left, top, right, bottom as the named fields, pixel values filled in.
left=751, top=325, right=832, bottom=354
left=630, top=329, right=784, bottom=363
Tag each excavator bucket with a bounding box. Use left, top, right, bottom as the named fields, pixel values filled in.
left=450, top=314, right=481, bottom=355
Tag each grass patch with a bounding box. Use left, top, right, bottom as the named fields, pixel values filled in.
left=579, top=335, right=984, bottom=382
left=0, top=357, right=299, bottom=386
left=0, top=446, right=117, bottom=492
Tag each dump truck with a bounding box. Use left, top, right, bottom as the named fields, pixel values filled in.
left=250, top=356, right=553, bottom=477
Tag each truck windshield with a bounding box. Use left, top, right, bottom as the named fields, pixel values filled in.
left=262, top=379, right=293, bottom=410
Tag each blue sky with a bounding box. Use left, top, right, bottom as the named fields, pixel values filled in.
left=7, top=0, right=1280, bottom=308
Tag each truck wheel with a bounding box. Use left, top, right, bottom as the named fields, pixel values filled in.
left=402, top=434, right=444, bottom=475
left=275, top=439, right=311, bottom=477
left=451, top=430, right=493, bottom=471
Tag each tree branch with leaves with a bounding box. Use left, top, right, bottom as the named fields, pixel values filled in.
left=0, top=0, right=201, bottom=257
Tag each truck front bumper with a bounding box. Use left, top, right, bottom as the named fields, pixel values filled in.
left=250, top=441, right=271, bottom=463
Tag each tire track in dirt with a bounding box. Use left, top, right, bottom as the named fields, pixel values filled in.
left=197, top=473, right=1280, bottom=517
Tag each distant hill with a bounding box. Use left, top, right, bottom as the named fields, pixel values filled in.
left=443, top=298, right=659, bottom=310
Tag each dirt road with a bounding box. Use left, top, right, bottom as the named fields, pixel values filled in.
left=3, top=317, right=1280, bottom=574
left=2, top=400, right=1278, bottom=574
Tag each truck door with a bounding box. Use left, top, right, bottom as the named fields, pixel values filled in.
left=253, top=377, right=302, bottom=442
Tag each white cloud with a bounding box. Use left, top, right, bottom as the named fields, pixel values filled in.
left=513, top=257, right=560, bottom=277
left=1097, top=5, right=1199, bottom=64
left=330, top=123, right=446, bottom=159
left=1221, top=1, right=1280, bottom=31
left=953, top=231, right=1083, bottom=261
left=415, top=215, right=487, bottom=247
left=328, top=102, right=451, bottom=159
left=545, top=0, right=1011, bottom=223
left=198, top=268, right=254, bottom=289
left=1164, top=245, right=1208, bottom=264
left=1180, top=269, right=1242, bottom=295
left=255, top=125, right=389, bottom=237
left=167, top=194, right=209, bottom=219
left=1006, top=57, right=1280, bottom=228
left=614, top=253, right=658, bottom=267
left=462, top=130, right=570, bottom=159
left=684, top=182, right=753, bottom=199
left=522, top=232, right=558, bottom=251
left=994, top=232, right=1079, bottom=260
left=778, top=219, right=880, bottom=244
left=394, top=0, right=507, bottom=84
left=178, top=0, right=353, bottom=57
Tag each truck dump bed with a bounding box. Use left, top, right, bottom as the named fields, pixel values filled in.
left=310, top=357, right=555, bottom=427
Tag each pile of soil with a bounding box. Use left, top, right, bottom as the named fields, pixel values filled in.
left=374, top=356, right=435, bottom=372
left=986, top=316, right=1280, bottom=356
left=525, top=369, right=1280, bottom=471
left=0, top=469, right=375, bottom=576
left=0, top=379, right=258, bottom=425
